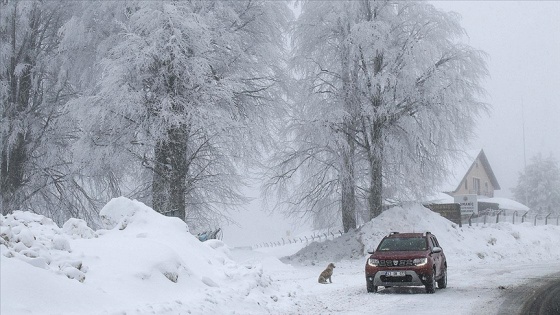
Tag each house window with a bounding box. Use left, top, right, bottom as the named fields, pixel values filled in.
left=464, top=180, right=468, bottom=190
left=473, top=178, right=480, bottom=195
left=485, top=182, right=489, bottom=195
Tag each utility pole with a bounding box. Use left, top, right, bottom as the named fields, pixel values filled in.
left=521, top=98, right=528, bottom=207
left=522, top=98, right=527, bottom=171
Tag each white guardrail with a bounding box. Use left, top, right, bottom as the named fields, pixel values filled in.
left=252, top=230, right=345, bottom=249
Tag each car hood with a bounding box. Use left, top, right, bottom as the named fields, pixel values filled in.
left=371, top=250, right=428, bottom=259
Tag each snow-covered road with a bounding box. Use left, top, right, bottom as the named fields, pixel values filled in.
left=231, top=247, right=560, bottom=315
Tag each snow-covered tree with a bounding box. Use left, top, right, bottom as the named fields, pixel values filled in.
left=71, top=1, right=290, bottom=228
left=0, top=0, right=102, bottom=223
left=266, top=0, right=487, bottom=230
left=513, top=154, right=560, bottom=215
left=351, top=0, right=488, bottom=220
left=265, top=1, right=360, bottom=232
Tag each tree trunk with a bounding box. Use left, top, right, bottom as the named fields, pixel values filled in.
left=1, top=134, right=27, bottom=215
left=340, top=128, right=357, bottom=232
left=152, top=125, right=187, bottom=221
left=339, top=21, right=357, bottom=233
left=368, top=121, right=383, bottom=220
left=1, top=43, right=33, bottom=214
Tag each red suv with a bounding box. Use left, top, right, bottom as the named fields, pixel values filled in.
left=365, top=232, right=447, bottom=294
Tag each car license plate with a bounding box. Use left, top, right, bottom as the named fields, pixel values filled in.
left=386, top=271, right=405, bottom=277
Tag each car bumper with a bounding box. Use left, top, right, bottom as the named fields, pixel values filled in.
left=367, top=270, right=428, bottom=287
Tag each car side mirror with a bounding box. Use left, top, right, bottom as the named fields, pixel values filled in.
left=367, top=250, right=375, bottom=254
left=432, top=247, right=442, bottom=254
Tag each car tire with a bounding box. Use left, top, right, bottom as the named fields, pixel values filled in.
left=425, top=269, right=436, bottom=294
left=366, top=280, right=378, bottom=293
left=437, top=267, right=447, bottom=289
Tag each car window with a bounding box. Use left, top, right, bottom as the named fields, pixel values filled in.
left=377, top=237, right=427, bottom=251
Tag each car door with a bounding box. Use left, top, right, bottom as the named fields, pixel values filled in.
left=430, top=236, right=442, bottom=277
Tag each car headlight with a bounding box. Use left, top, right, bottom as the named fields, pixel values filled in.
left=413, top=258, right=428, bottom=266
left=368, top=258, right=379, bottom=266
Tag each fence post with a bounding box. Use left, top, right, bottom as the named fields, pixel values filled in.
left=512, top=211, right=517, bottom=224
left=545, top=213, right=551, bottom=225
left=483, top=214, right=487, bottom=225
left=469, top=213, right=475, bottom=226
left=522, top=211, right=528, bottom=223
left=534, top=215, right=538, bottom=226
left=496, top=210, right=503, bottom=223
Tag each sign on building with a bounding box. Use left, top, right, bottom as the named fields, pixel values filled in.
left=454, top=194, right=478, bottom=215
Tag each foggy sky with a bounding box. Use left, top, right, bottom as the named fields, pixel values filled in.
left=433, top=1, right=560, bottom=197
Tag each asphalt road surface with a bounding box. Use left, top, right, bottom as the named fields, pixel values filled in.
left=498, top=272, right=560, bottom=315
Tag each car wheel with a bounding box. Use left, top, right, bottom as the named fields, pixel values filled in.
left=366, top=280, right=378, bottom=293
left=425, top=269, right=436, bottom=294
left=367, top=281, right=377, bottom=293
left=437, top=267, right=447, bottom=289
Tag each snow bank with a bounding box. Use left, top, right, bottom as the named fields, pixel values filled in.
left=0, top=211, right=87, bottom=282
left=3, top=200, right=559, bottom=314
left=285, top=203, right=560, bottom=265
left=1, top=197, right=281, bottom=315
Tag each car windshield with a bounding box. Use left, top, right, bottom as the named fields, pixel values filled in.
left=377, top=237, right=427, bottom=251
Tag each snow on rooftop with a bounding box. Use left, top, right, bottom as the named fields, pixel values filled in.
left=422, top=191, right=455, bottom=204
left=478, top=197, right=530, bottom=211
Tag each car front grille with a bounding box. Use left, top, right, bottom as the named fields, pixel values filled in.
left=378, top=259, right=414, bottom=267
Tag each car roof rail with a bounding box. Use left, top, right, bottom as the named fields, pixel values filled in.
left=425, top=231, right=431, bottom=236
left=389, top=231, right=400, bottom=235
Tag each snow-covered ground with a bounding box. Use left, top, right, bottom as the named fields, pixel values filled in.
left=2, top=198, right=559, bottom=314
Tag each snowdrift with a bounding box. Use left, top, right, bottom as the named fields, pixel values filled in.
left=284, top=203, right=560, bottom=264
left=1, top=197, right=279, bottom=315
left=2, top=200, right=560, bottom=314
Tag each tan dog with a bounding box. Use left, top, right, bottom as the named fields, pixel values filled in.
left=318, top=263, right=335, bottom=284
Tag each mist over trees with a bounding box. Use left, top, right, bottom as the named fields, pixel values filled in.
left=2, top=0, right=488, bottom=233
left=265, top=0, right=487, bottom=232
left=0, top=1, right=98, bottom=223
left=1, top=0, right=291, bottom=230
left=513, top=154, right=560, bottom=215
left=67, top=1, right=290, bottom=230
